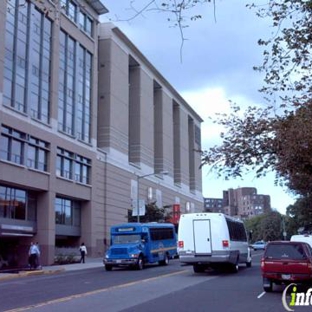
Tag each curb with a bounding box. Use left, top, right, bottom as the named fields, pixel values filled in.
left=0, top=268, right=65, bottom=281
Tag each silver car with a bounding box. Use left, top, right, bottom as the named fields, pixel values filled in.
left=251, top=241, right=266, bottom=250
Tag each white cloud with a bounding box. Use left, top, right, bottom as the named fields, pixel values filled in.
left=182, top=86, right=296, bottom=214
left=182, top=87, right=230, bottom=146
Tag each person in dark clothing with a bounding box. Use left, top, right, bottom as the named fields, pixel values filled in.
left=79, top=243, right=87, bottom=263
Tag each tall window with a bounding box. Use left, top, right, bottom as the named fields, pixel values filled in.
left=27, top=137, right=49, bottom=171
left=0, top=185, right=36, bottom=221
left=30, top=8, right=52, bottom=123
left=56, top=147, right=91, bottom=184
left=0, top=126, right=49, bottom=171
left=61, top=0, right=77, bottom=23
left=77, top=46, right=92, bottom=142
left=79, top=11, right=93, bottom=37
left=55, top=197, right=81, bottom=226
left=4, top=1, right=52, bottom=122
left=58, top=31, right=92, bottom=143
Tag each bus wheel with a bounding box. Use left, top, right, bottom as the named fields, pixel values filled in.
left=136, top=256, right=144, bottom=270
left=159, top=254, right=169, bottom=266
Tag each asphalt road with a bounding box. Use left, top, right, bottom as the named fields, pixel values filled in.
left=0, top=251, right=309, bottom=312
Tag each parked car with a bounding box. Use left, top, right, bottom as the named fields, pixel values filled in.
left=261, top=241, right=312, bottom=292
left=250, top=241, right=266, bottom=250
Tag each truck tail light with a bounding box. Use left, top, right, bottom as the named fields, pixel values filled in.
left=261, top=259, right=274, bottom=268
left=178, top=241, right=184, bottom=248
left=222, top=240, right=229, bottom=248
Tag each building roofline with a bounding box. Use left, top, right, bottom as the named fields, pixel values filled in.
left=108, top=25, right=203, bottom=123
left=87, top=0, right=108, bottom=15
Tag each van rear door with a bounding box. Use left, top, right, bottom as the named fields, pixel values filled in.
left=193, top=219, right=212, bottom=254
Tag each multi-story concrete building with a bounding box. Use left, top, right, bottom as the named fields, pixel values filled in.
left=0, top=0, right=203, bottom=268
left=204, top=187, right=271, bottom=218
left=223, top=187, right=271, bottom=218
left=203, top=197, right=224, bottom=213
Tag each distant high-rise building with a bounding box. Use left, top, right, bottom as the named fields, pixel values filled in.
left=203, top=198, right=224, bottom=213
left=204, top=187, right=271, bottom=218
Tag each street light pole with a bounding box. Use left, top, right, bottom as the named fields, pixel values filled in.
left=136, top=170, right=169, bottom=222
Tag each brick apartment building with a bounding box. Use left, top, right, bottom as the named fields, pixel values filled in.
left=204, top=187, right=271, bottom=218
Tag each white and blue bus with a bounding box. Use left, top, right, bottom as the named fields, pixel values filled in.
left=103, top=222, right=177, bottom=271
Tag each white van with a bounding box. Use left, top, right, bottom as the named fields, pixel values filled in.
left=290, top=234, right=312, bottom=247
left=178, top=212, right=252, bottom=273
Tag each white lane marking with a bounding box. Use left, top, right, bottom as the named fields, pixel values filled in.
left=257, top=291, right=266, bottom=299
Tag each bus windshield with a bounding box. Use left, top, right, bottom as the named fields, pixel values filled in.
left=112, top=234, right=141, bottom=245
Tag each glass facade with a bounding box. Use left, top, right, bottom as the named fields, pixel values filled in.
left=61, top=0, right=77, bottom=23
left=30, top=8, right=51, bottom=122
left=0, top=126, right=49, bottom=171
left=0, top=185, right=37, bottom=221
left=61, top=0, right=94, bottom=37
left=58, top=31, right=92, bottom=143
left=4, top=0, right=51, bottom=122
left=79, top=11, right=93, bottom=36
left=56, top=147, right=91, bottom=184
left=55, top=197, right=81, bottom=226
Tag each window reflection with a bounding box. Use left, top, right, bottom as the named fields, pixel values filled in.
left=55, top=197, right=81, bottom=226
left=4, top=1, right=51, bottom=122
left=56, top=147, right=90, bottom=184
left=0, top=185, right=35, bottom=221
left=0, top=125, right=49, bottom=171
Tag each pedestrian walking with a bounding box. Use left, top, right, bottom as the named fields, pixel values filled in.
left=35, top=242, right=41, bottom=269
left=79, top=243, right=87, bottom=263
left=28, top=242, right=40, bottom=269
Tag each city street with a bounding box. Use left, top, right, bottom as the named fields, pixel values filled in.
left=0, top=252, right=307, bottom=312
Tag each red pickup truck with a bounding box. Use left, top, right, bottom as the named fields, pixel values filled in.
left=261, top=241, right=312, bottom=292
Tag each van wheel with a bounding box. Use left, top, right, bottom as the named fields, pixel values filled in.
left=105, top=265, right=112, bottom=271
left=193, top=264, right=205, bottom=273
left=136, top=256, right=144, bottom=270
left=230, top=260, right=239, bottom=273
left=246, top=259, right=252, bottom=268
left=159, top=254, right=169, bottom=266
left=263, top=278, right=273, bottom=292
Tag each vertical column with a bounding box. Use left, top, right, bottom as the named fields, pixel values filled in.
left=173, top=102, right=181, bottom=184
left=129, top=63, right=154, bottom=167
left=153, top=82, right=163, bottom=173
left=188, top=117, right=195, bottom=191
left=129, top=64, right=141, bottom=164
left=161, top=90, right=173, bottom=175
left=179, top=107, right=190, bottom=186
left=97, top=34, right=129, bottom=153
left=36, top=191, right=56, bottom=265
left=193, top=123, right=202, bottom=193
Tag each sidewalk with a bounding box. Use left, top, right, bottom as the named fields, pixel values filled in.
left=0, top=257, right=104, bottom=281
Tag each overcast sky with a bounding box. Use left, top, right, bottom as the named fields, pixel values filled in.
left=100, top=0, right=296, bottom=214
